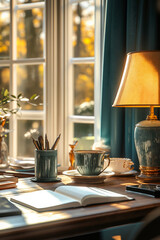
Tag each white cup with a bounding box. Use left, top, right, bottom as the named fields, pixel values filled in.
left=106, top=158, right=134, bottom=173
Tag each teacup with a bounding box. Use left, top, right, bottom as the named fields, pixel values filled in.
left=74, top=150, right=110, bottom=176
left=107, top=158, right=134, bottom=173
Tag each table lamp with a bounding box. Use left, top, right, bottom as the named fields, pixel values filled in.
left=113, top=51, right=160, bottom=182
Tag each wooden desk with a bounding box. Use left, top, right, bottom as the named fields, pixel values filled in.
left=0, top=175, right=160, bottom=240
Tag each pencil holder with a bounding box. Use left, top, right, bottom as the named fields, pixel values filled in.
left=33, top=150, right=61, bottom=182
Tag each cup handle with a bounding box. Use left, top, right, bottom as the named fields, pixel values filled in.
left=125, top=161, right=134, bottom=171
left=100, top=154, right=110, bottom=174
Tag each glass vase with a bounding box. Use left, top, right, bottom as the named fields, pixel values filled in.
left=0, top=136, right=8, bottom=168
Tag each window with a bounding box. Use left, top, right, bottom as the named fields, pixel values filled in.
left=63, top=0, right=102, bottom=166
left=0, top=0, right=45, bottom=159
left=0, top=0, right=103, bottom=166
left=67, top=0, right=95, bottom=151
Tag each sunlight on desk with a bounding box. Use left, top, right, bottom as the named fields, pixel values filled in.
left=112, top=236, right=121, bottom=240
left=110, top=203, right=130, bottom=210
left=17, top=181, right=43, bottom=191
left=121, top=182, right=137, bottom=186
left=0, top=210, right=72, bottom=231
left=0, top=180, right=43, bottom=198
left=24, top=211, right=72, bottom=224
left=0, top=220, right=14, bottom=229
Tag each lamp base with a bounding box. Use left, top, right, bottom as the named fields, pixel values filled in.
left=134, top=119, right=160, bottom=182
left=136, top=166, right=160, bottom=182
left=136, top=174, right=160, bottom=183
left=140, top=165, right=160, bottom=175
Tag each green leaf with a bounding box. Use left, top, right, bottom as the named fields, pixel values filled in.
left=30, top=94, right=37, bottom=100
left=11, top=95, right=16, bottom=98
left=4, top=89, right=9, bottom=97
left=1, top=88, right=4, bottom=95
left=18, top=93, right=22, bottom=99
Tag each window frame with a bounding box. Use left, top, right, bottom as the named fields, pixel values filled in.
left=0, top=0, right=45, bottom=159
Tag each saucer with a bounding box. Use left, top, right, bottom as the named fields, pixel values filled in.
left=62, top=170, right=114, bottom=184
left=111, top=170, right=137, bottom=177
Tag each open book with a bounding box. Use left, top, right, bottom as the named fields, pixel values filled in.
left=11, top=186, right=133, bottom=212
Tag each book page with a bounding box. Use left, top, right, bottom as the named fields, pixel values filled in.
left=55, top=186, right=133, bottom=206
left=11, top=190, right=80, bottom=212
left=55, top=186, right=98, bottom=203
left=89, top=187, right=132, bottom=198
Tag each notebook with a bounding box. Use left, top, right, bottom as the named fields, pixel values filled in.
left=0, top=175, right=18, bottom=190
left=0, top=175, right=18, bottom=183
left=0, top=181, right=17, bottom=190
left=0, top=197, right=21, bottom=217
left=10, top=186, right=133, bottom=212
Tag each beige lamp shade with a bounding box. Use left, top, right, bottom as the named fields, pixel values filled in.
left=113, top=51, right=160, bottom=107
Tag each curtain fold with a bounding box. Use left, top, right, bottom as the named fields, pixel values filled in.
left=101, top=0, right=160, bottom=170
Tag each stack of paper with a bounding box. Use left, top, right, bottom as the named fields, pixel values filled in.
left=8, top=157, right=34, bottom=172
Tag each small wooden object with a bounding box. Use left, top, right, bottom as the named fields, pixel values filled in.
left=68, top=140, right=78, bottom=170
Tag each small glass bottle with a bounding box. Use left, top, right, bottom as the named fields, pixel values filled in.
left=0, top=136, right=8, bottom=168
left=68, top=140, right=78, bottom=170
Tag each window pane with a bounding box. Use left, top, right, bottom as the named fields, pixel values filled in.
left=0, top=66, right=9, bottom=89
left=0, top=0, right=9, bottom=8
left=74, top=123, right=94, bottom=150
left=17, top=64, right=43, bottom=110
left=17, top=0, right=44, bottom=3
left=74, top=64, right=94, bottom=116
left=17, top=119, right=43, bottom=157
left=72, top=0, right=94, bottom=57
left=0, top=11, right=10, bottom=59
left=17, top=8, right=44, bottom=59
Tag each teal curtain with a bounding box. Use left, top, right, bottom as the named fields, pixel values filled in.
left=101, top=0, right=160, bottom=170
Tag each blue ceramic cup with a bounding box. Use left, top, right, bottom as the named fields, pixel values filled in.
left=35, top=149, right=58, bottom=182
left=74, top=150, right=110, bottom=176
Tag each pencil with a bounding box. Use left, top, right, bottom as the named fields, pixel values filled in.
left=32, top=137, right=40, bottom=150
left=38, top=136, right=44, bottom=150
left=45, top=133, right=50, bottom=150
left=51, top=134, right=61, bottom=150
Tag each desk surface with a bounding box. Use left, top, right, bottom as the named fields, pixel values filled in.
left=0, top=175, right=160, bottom=240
